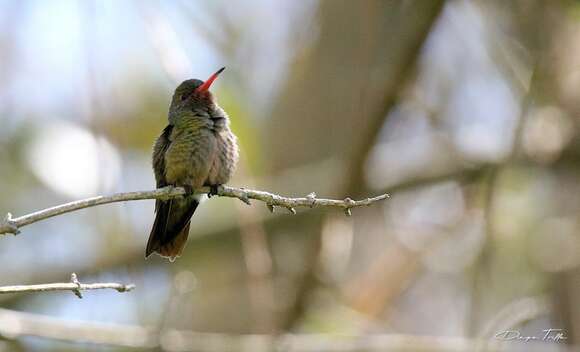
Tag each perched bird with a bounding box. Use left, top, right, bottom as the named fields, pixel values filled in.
left=146, top=67, right=239, bottom=261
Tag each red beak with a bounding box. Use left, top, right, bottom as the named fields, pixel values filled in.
left=196, top=67, right=225, bottom=92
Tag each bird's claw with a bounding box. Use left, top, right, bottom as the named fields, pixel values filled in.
left=208, top=185, right=220, bottom=198
left=182, top=185, right=195, bottom=196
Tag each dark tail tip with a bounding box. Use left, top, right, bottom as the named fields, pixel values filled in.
left=146, top=198, right=198, bottom=261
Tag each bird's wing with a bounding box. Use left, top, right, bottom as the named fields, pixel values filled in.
left=153, top=125, right=173, bottom=188
left=147, top=124, right=198, bottom=260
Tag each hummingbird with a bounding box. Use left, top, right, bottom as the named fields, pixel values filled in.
left=146, top=67, right=239, bottom=261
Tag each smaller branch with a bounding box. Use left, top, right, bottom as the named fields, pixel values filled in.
left=213, top=187, right=389, bottom=216
left=0, top=186, right=388, bottom=235
left=0, top=273, right=135, bottom=299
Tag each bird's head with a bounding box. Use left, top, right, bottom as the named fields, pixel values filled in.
left=169, top=67, right=225, bottom=117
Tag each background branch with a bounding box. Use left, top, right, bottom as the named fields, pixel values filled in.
left=0, top=273, right=135, bottom=299
left=0, top=186, right=388, bottom=235
left=0, top=307, right=566, bottom=351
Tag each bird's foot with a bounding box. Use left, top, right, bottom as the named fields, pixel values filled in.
left=207, top=185, right=220, bottom=198
left=182, top=185, right=195, bottom=196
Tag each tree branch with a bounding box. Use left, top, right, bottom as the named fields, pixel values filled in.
left=0, top=273, right=135, bottom=298
left=1, top=307, right=559, bottom=351
left=0, top=185, right=388, bottom=235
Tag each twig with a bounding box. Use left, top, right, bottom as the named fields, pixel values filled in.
left=0, top=273, right=135, bottom=298
left=0, top=186, right=388, bottom=235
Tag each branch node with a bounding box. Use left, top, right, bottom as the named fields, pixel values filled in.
left=343, top=198, right=355, bottom=216
left=2, top=213, right=20, bottom=235
left=239, top=194, right=251, bottom=206
left=344, top=197, right=356, bottom=206
left=116, top=284, right=136, bottom=293
left=70, top=273, right=83, bottom=299
left=306, top=192, right=317, bottom=207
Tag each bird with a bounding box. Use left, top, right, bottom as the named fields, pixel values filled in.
left=146, top=67, right=239, bottom=261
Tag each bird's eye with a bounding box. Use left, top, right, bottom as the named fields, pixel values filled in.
left=180, top=94, right=188, bottom=102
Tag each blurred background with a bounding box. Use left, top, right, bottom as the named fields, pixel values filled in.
left=0, top=0, right=579, bottom=351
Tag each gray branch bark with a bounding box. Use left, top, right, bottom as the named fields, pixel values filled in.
left=0, top=273, right=134, bottom=299
left=0, top=185, right=388, bottom=235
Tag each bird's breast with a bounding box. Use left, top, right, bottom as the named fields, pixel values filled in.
left=164, top=127, right=216, bottom=188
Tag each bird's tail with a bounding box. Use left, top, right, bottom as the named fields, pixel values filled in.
left=146, top=196, right=199, bottom=261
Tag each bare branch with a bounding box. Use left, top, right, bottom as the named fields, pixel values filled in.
left=0, top=273, right=135, bottom=298
left=0, top=186, right=388, bottom=235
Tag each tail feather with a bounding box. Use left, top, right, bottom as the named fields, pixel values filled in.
left=146, top=196, right=199, bottom=261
